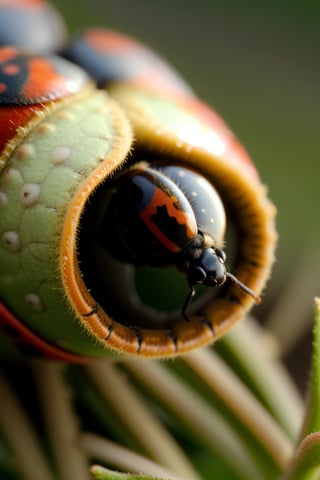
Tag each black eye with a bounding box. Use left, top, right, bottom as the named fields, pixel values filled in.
left=215, top=247, right=226, bottom=263
left=189, top=265, right=207, bottom=285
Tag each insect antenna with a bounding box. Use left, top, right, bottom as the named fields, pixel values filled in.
left=225, top=272, right=261, bottom=304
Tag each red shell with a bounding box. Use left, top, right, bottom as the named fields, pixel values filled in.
left=0, top=302, right=89, bottom=362
left=0, top=47, right=90, bottom=105
left=0, top=47, right=91, bottom=158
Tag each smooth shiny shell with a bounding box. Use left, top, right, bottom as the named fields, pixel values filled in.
left=155, top=162, right=226, bottom=244
left=100, top=163, right=199, bottom=265
left=100, top=162, right=226, bottom=267
left=64, top=28, right=194, bottom=97
left=0, top=47, right=90, bottom=105
left=0, top=48, right=92, bottom=176
left=0, top=0, right=67, bottom=53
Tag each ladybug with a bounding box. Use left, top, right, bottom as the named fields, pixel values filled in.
left=98, top=161, right=261, bottom=320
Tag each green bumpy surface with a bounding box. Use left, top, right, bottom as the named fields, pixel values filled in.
left=0, top=89, right=126, bottom=357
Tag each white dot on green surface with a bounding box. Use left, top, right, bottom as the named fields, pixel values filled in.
left=20, top=183, right=41, bottom=207
left=36, top=123, right=56, bottom=135
left=24, top=293, right=44, bottom=312
left=1, top=231, right=21, bottom=252
left=51, top=146, right=72, bottom=165
left=15, top=143, right=35, bottom=161
left=2, top=168, right=23, bottom=186
left=56, top=110, right=75, bottom=121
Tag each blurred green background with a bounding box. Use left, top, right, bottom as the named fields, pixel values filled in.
left=53, top=0, right=319, bottom=384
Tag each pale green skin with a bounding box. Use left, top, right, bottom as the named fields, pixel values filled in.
left=0, top=89, right=129, bottom=358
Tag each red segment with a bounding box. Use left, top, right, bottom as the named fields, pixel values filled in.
left=0, top=104, right=46, bottom=157
left=0, top=302, right=90, bottom=363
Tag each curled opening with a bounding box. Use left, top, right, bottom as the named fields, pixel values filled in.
left=78, top=152, right=240, bottom=331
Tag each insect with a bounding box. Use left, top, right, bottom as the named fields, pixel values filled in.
left=0, top=1, right=277, bottom=360
left=98, top=161, right=261, bottom=321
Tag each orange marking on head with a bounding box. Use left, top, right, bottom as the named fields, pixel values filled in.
left=140, top=186, right=196, bottom=253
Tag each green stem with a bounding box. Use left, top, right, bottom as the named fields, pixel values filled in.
left=183, top=347, right=293, bottom=470
left=124, top=358, right=265, bottom=480
left=281, top=433, right=320, bottom=480
left=217, top=318, right=304, bottom=439
left=82, top=433, right=185, bottom=480
left=265, top=244, right=320, bottom=357
left=0, top=370, right=55, bottom=480
left=85, top=362, right=200, bottom=480
left=296, top=298, right=320, bottom=442
left=32, top=361, right=90, bottom=480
